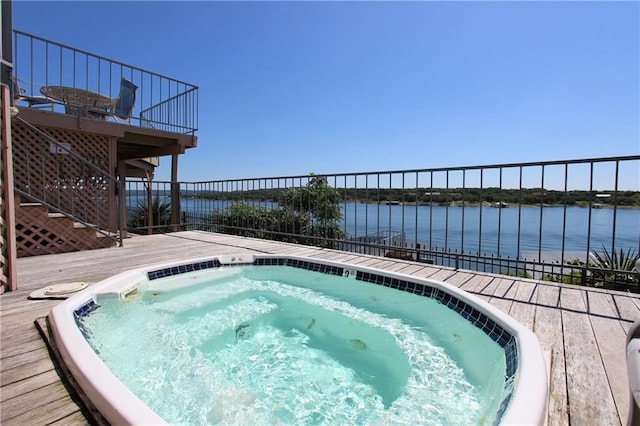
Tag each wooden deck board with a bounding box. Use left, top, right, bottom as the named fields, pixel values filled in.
left=2, top=394, right=82, bottom=426
left=440, top=270, right=474, bottom=288
left=562, top=311, right=621, bottom=425
left=48, top=410, right=91, bottom=425
left=458, top=274, right=494, bottom=293
left=1, top=356, right=55, bottom=387
left=488, top=297, right=512, bottom=315
left=508, top=299, right=537, bottom=330
left=533, top=305, right=569, bottom=425
left=476, top=276, right=501, bottom=296
left=534, top=283, right=561, bottom=308
left=505, top=279, right=536, bottom=303
left=589, top=316, right=630, bottom=423
left=588, top=291, right=620, bottom=318
left=0, top=369, right=62, bottom=403
left=491, top=278, right=516, bottom=298
left=394, top=263, right=430, bottom=275
left=425, top=268, right=458, bottom=282
left=0, top=347, right=51, bottom=371
left=560, top=287, right=588, bottom=312
left=1, top=381, right=78, bottom=422
left=614, top=295, right=640, bottom=322
left=1, top=231, right=637, bottom=426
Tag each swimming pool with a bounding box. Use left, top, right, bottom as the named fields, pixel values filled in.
left=49, top=254, right=548, bottom=425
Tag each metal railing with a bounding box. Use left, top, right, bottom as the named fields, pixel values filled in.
left=125, top=155, right=640, bottom=292
left=140, top=88, right=198, bottom=134
left=12, top=30, right=198, bottom=135
left=14, top=116, right=123, bottom=245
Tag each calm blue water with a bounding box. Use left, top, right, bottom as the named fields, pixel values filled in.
left=341, top=203, right=640, bottom=260
left=128, top=197, right=640, bottom=260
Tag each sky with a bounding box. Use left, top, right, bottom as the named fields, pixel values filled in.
left=11, top=1, right=640, bottom=188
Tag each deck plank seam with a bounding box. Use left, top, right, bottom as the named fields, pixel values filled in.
left=476, top=276, right=497, bottom=294
left=559, top=310, right=572, bottom=426
left=610, top=295, right=624, bottom=320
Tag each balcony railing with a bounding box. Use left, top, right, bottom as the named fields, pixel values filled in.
left=125, top=155, right=640, bottom=292
left=12, top=30, right=198, bottom=135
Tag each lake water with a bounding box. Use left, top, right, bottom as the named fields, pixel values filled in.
left=341, top=203, right=639, bottom=261
left=129, top=197, right=640, bottom=261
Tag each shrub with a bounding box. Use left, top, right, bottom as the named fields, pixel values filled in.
left=128, top=197, right=172, bottom=234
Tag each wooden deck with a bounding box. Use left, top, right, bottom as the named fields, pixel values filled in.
left=2, top=231, right=638, bottom=425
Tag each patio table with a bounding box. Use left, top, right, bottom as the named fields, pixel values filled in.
left=40, top=86, right=115, bottom=118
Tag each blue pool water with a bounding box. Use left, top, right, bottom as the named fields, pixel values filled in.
left=80, top=266, right=510, bottom=425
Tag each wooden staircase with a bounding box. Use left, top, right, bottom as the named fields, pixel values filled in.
left=15, top=203, right=115, bottom=257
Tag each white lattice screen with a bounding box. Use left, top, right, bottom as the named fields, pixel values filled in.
left=12, top=121, right=113, bottom=229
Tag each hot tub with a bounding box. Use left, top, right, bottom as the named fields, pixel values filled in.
left=49, top=254, right=548, bottom=425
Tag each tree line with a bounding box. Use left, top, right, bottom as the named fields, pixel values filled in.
left=185, top=187, right=640, bottom=206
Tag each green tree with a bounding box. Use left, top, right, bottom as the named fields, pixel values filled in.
left=207, top=174, right=344, bottom=248
left=279, top=174, right=344, bottom=245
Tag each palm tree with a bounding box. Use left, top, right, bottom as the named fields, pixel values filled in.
left=127, top=197, right=172, bottom=234
left=588, top=245, right=639, bottom=291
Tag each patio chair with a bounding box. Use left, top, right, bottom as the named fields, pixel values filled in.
left=627, top=320, right=640, bottom=426
left=88, top=78, right=137, bottom=123
left=113, top=78, right=137, bottom=123
left=12, top=76, right=56, bottom=110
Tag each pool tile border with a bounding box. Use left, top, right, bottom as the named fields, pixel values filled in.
left=147, top=259, right=222, bottom=280
left=73, top=299, right=99, bottom=319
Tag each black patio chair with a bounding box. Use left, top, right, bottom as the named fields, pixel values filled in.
left=88, top=78, right=138, bottom=123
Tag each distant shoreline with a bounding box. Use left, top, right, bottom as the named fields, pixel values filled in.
left=370, top=201, right=640, bottom=209
left=178, top=195, right=640, bottom=209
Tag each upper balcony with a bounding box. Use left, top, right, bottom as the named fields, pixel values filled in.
left=11, top=30, right=198, bottom=138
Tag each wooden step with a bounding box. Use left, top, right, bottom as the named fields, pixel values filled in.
left=15, top=203, right=116, bottom=257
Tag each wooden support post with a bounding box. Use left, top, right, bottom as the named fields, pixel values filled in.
left=109, top=137, right=118, bottom=234
left=117, top=160, right=127, bottom=237
left=1, top=84, right=18, bottom=291
left=171, top=154, right=180, bottom=232
left=145, top=172, right=153, bottom=235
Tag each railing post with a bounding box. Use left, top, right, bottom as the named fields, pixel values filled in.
left=116, top=178, right=124, bottom=246
left=171, top=154, right=180, bottom=232
left=1, top=84, right=18, bottom=291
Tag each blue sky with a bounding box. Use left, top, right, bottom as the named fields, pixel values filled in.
left=12, top=1, right=640, bottom=187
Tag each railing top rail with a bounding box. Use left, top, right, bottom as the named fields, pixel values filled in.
left=139, top=87, right=199, bottom=112
left=134, top=155, right=640, bottom=185
left=13, top=29, right=198, bottom=91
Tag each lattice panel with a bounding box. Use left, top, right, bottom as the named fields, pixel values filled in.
left=15, top=204, right=114, bottom=257
left=0, top=180, right=5, bottom=292
left=11, top=121, right=114, bottom=231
